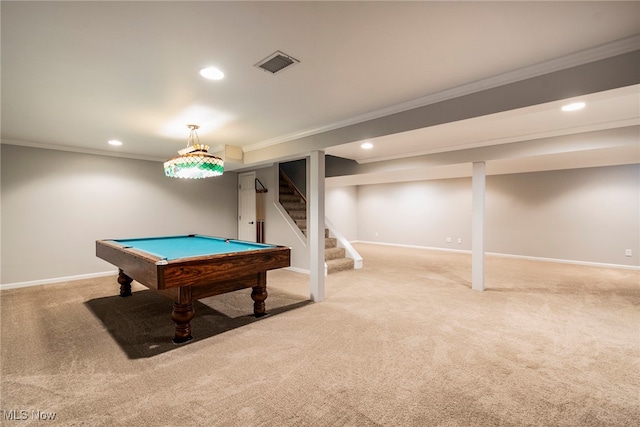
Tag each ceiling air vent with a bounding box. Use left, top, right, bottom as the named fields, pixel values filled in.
left=255, top=51, right=299, bottom=74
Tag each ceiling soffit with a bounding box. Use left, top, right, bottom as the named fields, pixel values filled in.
left=244, top=50, right=640, bottom=167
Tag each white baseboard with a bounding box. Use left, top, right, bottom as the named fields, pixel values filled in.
left=486, top=252, right=640, bottom=271
left=356, top=240, right=471, bottom=254
left=2, top=266, right=312, bottom=291
left=284, top=266, right=310, bottom=275
left=0, top=270, right=118, bottom=291
left=354, top=241, right=640, bottom=271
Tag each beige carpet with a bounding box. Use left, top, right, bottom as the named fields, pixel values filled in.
left=1, top=244, right=639, bottom=426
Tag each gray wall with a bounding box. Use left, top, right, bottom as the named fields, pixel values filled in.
left=3, top=143, right=637, bottom=285
left=356, top=178, right=472, bottom=249
left=486, top=166, right=639, bottom=265
left=326, top=185, right=358, bottom=242
left=1, top=145, right=238, bottom=284
left=331, top=164, right=639, bottom=267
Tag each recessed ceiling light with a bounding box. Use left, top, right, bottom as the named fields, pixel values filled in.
left=108, top=140, right=122, bottom=146
left=361, top=142, right=373, bottom=149
left=561, top=102, right=585, bottom=112
left=199, top=66, right=224, bottom=80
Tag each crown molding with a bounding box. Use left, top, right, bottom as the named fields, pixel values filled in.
left=0, top=139, right=166, bottom=163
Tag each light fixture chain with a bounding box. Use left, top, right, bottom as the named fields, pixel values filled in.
left=187, top=124, right=200, bottom=148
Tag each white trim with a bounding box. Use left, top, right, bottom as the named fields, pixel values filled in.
left=238, top=171, right=257, bottom=242
left=284, top=266, right=310, bottom=275
left=0, top=139, right=167, bottom=162
left=355, top=241, right=640, bottom=271
left=274, top=200, right=307, bottom=245
left=308, top=151, right=326, bottom=302
left=357, top=240, right=471, bottom=254
left=486, top=252, right=640, bottom=271
left=0, top=270, right=117, bottom=291
left=472, top=162, right=486, bottom=291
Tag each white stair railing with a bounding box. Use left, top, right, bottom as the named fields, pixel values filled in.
left=325, top=217, right=363, bottom=270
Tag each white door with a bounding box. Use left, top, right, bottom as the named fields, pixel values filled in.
left=238, top=172, right=256, bottom=242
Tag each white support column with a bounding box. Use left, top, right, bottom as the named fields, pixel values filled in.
left=309, top=151, right=325, bottom=302
left=472, top=161, right=486, bottom=291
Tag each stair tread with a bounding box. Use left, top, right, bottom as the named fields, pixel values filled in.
left=282, top=203, right=305, bottom=209
left=326, top=257, right=353, bottom=265
left=280, top=195, right=301, bottom=201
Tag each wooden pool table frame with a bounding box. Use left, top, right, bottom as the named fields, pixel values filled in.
left=96, top=236, right=291, bottom=344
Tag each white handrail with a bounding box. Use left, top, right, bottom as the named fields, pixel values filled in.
left=325, top=217, right=363, bottom=269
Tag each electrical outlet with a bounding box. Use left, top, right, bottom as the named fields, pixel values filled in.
left=457, top=238, right=462, bottom=244
left=446, top=237, right=452, bottom=243
left=625, top=249, right=632, bottom=257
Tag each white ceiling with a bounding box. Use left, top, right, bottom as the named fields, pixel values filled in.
left=2, top=1, right=639, bottom=180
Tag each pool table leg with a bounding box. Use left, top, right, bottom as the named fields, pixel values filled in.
left=171, top=286, right=194, bottom=344
left=251, top=272, right=268, bottom=317
left=117, top=270, right=133, bottom=297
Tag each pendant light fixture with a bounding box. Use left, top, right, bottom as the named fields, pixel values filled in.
left=163, top=124, right=224, bottom=179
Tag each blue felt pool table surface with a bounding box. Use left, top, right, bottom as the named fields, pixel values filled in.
left=113, top=235, right=276, bottom=260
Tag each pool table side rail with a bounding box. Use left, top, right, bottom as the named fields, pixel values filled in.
left=96, top=239, right=291, bottom=291
left=96, top=239, right=162, bottom=289
left=157, top=274, right=266, bottom=301
left=159, top=247, right=291, bottom=289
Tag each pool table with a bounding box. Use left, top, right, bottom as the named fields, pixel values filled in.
left=96, top=234, right=291, bottom=343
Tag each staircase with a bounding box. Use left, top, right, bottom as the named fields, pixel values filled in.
left=324, top=229, right=356, bottom=274
left=279, top=170, right=354, bottom=274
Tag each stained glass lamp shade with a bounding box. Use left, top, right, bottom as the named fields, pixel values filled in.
left=164, top=125, right=224, bottom=179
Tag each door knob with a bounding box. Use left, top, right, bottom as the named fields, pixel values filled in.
left=249, top=221, right=254, bottom=224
